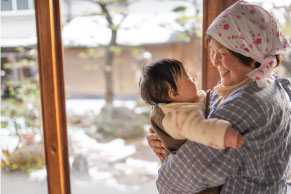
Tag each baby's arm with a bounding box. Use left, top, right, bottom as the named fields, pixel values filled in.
left=161, top=104, right=244, bottom=149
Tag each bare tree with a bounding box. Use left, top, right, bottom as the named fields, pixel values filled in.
left=84, top=0, right=130, bottom=105
left=76, top=0, right=201, bottom=104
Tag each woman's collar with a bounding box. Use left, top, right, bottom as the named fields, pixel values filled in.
left=214, top=77, right=253, bottom=99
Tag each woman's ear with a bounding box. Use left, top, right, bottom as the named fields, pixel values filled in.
left=168, top=88, right=179, bottom=101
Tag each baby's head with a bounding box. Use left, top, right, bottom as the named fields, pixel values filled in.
left=139, top=58, right=198, bottom=105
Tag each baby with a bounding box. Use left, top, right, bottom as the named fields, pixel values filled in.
left=139, top=58, right=244, bottom=152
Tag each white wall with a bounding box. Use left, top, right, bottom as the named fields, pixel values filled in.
left=1, top=12, right=36, bottom=39
left=0, top=0, right=73, bottom=42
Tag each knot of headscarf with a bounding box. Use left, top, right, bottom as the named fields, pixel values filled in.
left=206, top=0, right=291, bottom=88
left=247, top=56, right=276, bottom=87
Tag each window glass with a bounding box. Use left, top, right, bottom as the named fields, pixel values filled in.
left=17, top=0, right=29, bottom=10
left=1, top=0, right=13, bottom=11
left=1, top=3, right=48, bottom=194
left=61, top=0, right=203, bottom=193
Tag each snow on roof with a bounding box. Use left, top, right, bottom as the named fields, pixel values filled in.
left=1, top=37, right=37, bottom=47
left=1, top=0, right=198, bottom=47
left=62, top=13, right=188, bottom=47
left=1, top=13, right=191, bottom=47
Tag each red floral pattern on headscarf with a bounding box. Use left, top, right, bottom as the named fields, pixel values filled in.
left=206, top=0, right=291, bottom=88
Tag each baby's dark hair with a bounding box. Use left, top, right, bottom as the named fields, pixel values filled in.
left=139, top=58, right=185, bottom=105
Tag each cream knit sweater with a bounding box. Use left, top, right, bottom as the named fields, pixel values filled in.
left=159, top=90, right=230, bottom=149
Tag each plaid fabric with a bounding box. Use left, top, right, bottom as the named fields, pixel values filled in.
left=156, top=77, right=291, bottom=194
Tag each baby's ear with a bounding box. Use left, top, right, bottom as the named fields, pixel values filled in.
left=168, top=88, right=179, bottom=101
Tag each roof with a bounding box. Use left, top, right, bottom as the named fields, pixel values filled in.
left=62, top=13, right=193, bottom=47
left=1, top=0, right=199, bottom=47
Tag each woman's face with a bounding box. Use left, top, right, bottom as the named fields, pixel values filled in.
left=209, top=38, right=255, bottom=86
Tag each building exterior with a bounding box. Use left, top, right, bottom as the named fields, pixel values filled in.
left=64, top=39, right=201, bottom=98
left=1, top=0, right=202, bottom=98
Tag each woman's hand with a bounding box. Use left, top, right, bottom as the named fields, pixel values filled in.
left=147, top=126, right=167, bottom=160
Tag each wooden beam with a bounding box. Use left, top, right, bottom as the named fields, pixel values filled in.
left=202, top=0, right=237, bottom=90
left=34, top=0, right=71, bottom=194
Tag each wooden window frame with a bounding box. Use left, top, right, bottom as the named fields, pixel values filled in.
left=34, top=0, right=70, bottom=194
left=34, top=0, right=236, bottom=193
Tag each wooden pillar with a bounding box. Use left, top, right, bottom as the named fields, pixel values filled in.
left=202, top=0, right=237, bottom=90
left=34, top=0, right=71, bottom=194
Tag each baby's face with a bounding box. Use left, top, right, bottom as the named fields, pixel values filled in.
left=172, top=70, right=198, bottom=103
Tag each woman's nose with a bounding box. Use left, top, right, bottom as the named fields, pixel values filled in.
left=211, top=53, right=221, bottom=67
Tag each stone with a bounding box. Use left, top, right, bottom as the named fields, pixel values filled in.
left=96, top=104, right=146, bottom=140
left=72, top=154, right=89, bottom=176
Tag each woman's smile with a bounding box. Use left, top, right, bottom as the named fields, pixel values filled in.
left=209, top=38, right=255, bottom=86
left=219, top=70, right=230, bottom=77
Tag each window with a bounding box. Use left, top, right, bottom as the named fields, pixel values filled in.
left=1, top=0, right=33, bottom=11
left=1, top=0, right=12, bottom=11
left=17, top=0, right=29, bottom=10
left=61, top=1, right=203, bottom=194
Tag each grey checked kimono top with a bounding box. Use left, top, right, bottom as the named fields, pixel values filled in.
left=156, top=76, right=291, bottom=194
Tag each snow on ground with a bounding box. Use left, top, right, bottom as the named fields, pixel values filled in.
left=2, top=99, right=159, bottom=192
left=0, top=117, right=42, bottom=153
left=65, top=108, right=159, bottom=190
left=1, top=127, right=20, bottom=153
left=27, top=128, right=159, bottom=190
left=29, top=168, right=47, bottom=182
left=65, top=99, right=137, bottom=115
left=69, top=129, right=136, bottom=163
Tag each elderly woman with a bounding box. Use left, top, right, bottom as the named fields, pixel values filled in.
left=147, top=1, right=291, bottom=193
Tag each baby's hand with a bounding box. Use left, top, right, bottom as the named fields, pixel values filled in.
left=224, top=127, right=245, bottom=149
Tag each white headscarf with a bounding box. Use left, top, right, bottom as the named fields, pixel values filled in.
left=206, top=0, right=291, bottom=87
